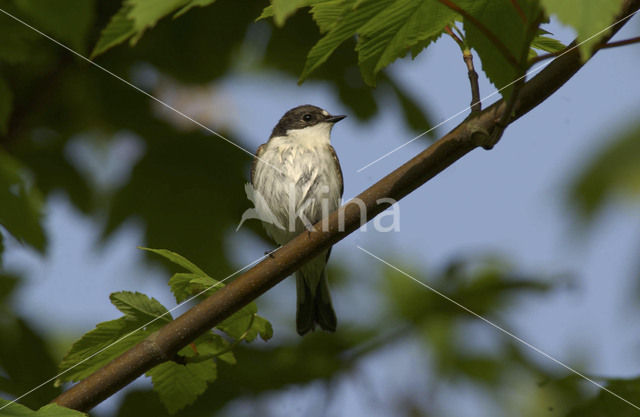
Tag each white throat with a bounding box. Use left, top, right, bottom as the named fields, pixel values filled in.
left=285, top=122, right=333, bottom=147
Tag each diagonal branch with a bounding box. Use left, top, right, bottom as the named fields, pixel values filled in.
left=51, top=0, right=640, bottom=412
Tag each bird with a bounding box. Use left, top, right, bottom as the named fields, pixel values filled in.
left=251, top=104, right=345, bottom=335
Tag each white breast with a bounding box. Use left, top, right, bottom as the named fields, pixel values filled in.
left=253, top=129, right=341, bottom=245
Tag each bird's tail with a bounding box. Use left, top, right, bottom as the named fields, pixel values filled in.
left=295, top=261, right=336, bottom=335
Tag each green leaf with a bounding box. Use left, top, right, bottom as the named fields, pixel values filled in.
left=356, top=0, right=456, bottom=85
left=110, top=291, right=173, bottom=323
left=13, top=0, right=95, bottom=51
left=0, top=399, right=88, bottom=416
left=257, top=4, right=275, bottom=21
left=189, top=332, right=236, bottom=365
left=168, top=272, right=202, bottom=303
left=540, top=0, right=625, bottom=60
left=56, top=292, right=170, bottom=383
left=140, top=247, right=207, bottom=275
left=300, top=0, right=392, bottom=83
left=460, top=0, right=541, bottom=99
left=0, top=150, right=45, bottom=251
left=174, top=0, right=217, bottom=18
left=91, top=4, right=135, bottom=58
left=531, top=34, right=565, bottom=54
left=92, top=0, right=222, bottom=57
left=187, top=275, right=225, bottom=295
left=0, top=76, right=13, bottom=135
left=312, top=0, right=352, bottom=33
left=140, top=248, right=271, bottom=340
left=569, top=123, right=640, bottom=221
left=218, top=305, right=273, bottom=342
left=146, top=360, right=217, bottom=414
left=271, top=0, right=312, bottom=26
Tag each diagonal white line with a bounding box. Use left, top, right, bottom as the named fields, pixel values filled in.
left=0, top=6, right=287, bottom=176
left=356, top=8, right=640, bottom=173
left=356, top=245, right=640, bottom=412
left=0, top=249, right=275, bottom=411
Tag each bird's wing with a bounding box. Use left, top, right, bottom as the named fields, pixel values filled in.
left=328, top=145, right=343, bottom=197
left=250, top=143, right=267, bottom=186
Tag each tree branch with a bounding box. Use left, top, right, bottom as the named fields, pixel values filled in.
left=51, top=0, right=640, bottom=412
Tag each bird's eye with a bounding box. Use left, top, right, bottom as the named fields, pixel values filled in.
left=302, top=114, right=312, bottom=122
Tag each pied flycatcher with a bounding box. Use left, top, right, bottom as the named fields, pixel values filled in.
left=251, top=105, right=345, bottom=335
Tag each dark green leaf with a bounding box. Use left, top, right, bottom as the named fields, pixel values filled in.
left=460, top=0, right=541, bottom=99
left=0, top=150, right=45, bottom=251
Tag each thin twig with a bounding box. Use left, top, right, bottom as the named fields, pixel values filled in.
left=463, top=50, right=482, bottom=113
left=445, top=25, right=481, bottom=113
left=445, top=25, right=482, bottom=112
left=444, top=25, right=464, bottom=48
left=529, top=35, right=640, bottom=66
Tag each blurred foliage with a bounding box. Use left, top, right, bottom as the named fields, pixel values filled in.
left=0, top=273, right=61, bottom=410
left=569, top=122, right=640, bottom=221
left=0, top=0, right=639, bottom=416
left=566, top=377, right=640, bottom=417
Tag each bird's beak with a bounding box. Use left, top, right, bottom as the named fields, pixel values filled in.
left=326, top=114, right=346, bottom=123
